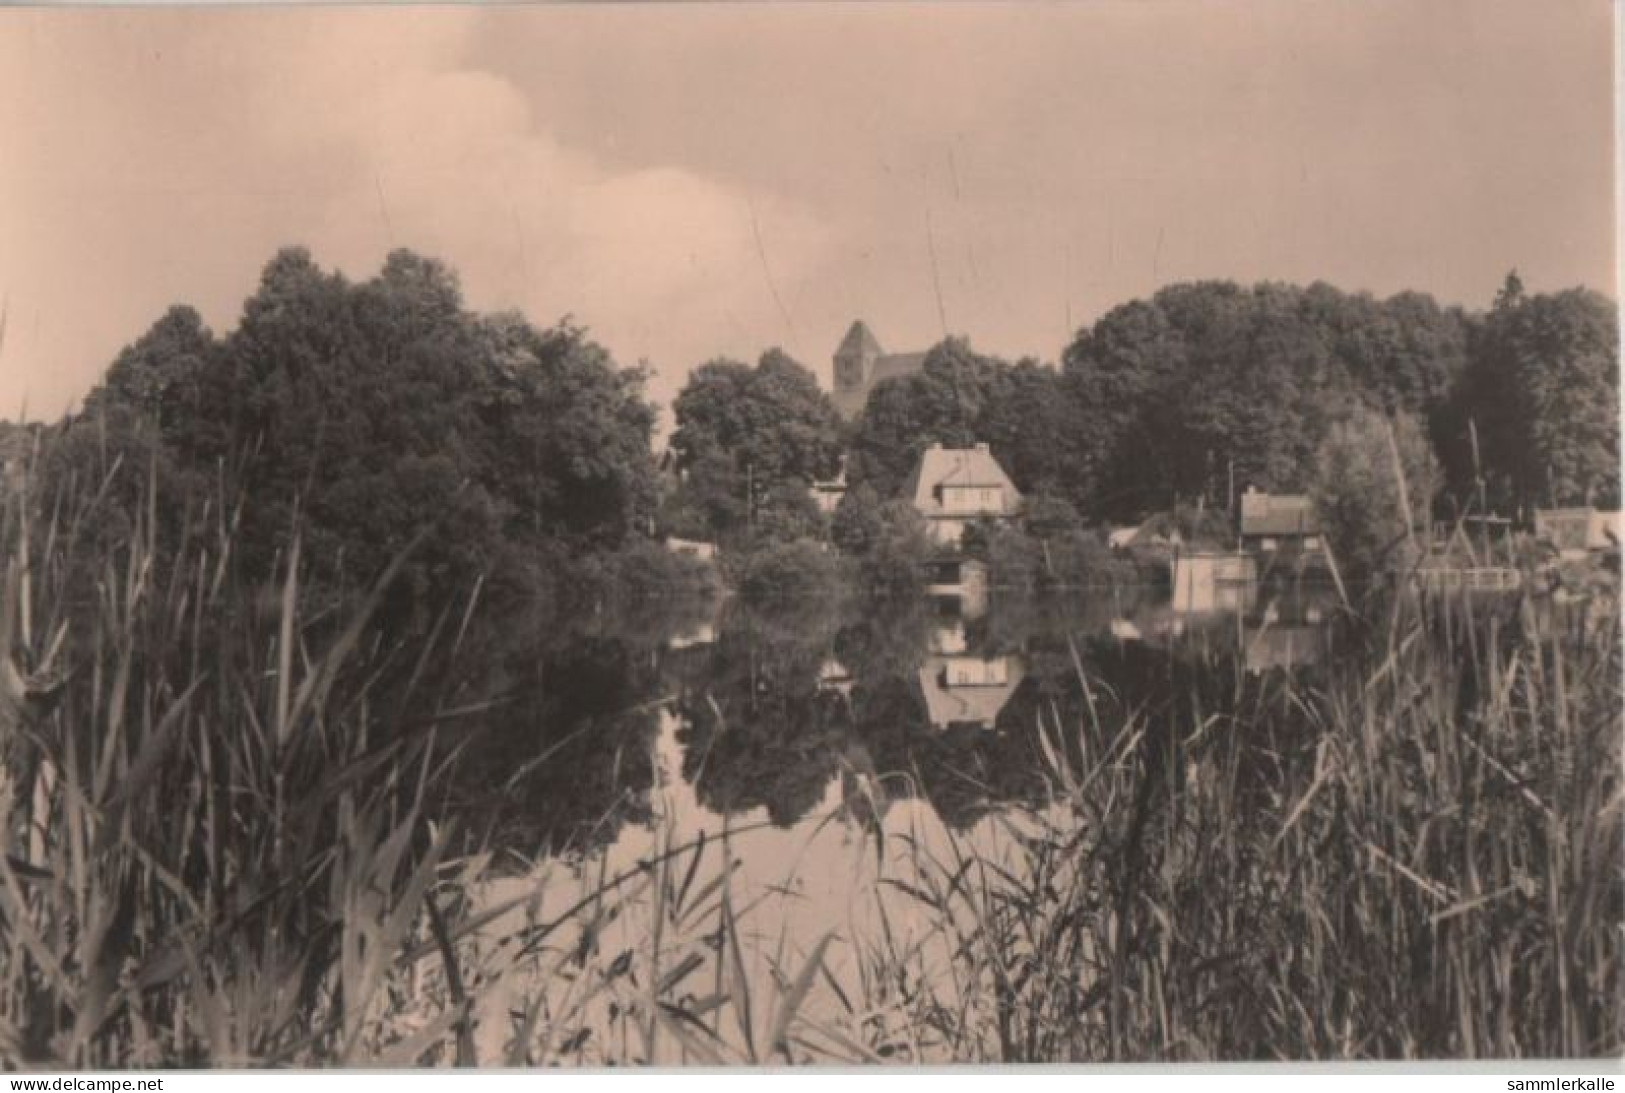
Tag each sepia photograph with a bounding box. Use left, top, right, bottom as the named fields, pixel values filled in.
left=0, top=0, right=1618, bottom=1071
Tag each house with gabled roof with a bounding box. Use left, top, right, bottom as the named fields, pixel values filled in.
left=831, top=320, right=928, bottom=419
left=1534, top=506, right=1622, bottom=562
left=906, top=442, right=1023, bottom=547
left=1238, top=489, right=1322, bottom=557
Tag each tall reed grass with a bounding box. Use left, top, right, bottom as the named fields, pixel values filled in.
left=0, top=436, right=839, bottom=1066
left=856, top=591, right=1622, bottom=1060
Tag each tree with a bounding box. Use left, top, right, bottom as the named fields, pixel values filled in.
left=73, top=247, right=662, bottom=604
left=1310, top=407, right=1439, bottom=580
left=85, top=306, right=218, bottom=436
left=845, top=337, right=1000, bottom=499
left=668, top=349, right=843, bottom=546
left=1061, top=296, right=1190, bottom=518
left=830, top=482, right=885, bottom=556
left=1060, top=279, right=1475, bottom=522
left=1455, top=280, right=1618, bottom=511
left=977, top=359, right=1078, bottom=498
left=855, top=500, right=934, bottom=596
left=474, top=312, right=659, bottom=551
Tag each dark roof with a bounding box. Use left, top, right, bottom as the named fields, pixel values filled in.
left=1240, top=492, right=1318, bottom=537
left=835, top=320, right=884, bottom=359
left=871, top=352, right=927, bottom=384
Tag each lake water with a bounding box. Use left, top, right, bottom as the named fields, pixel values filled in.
left=449, top=579, right=1344, bottom=858
left=434, top=577, right=1349, bottom=1061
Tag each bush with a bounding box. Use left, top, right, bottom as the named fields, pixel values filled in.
left=983, top=523, right=1043, bottom=589
left=737, top=537, right=847, bottom=599
left=856, top=501, right=934, bottom=597
left=570, top=536, right=722, bottom=604
left=1042, top=528, right=1139, bottom=588
left=1312, top=407, right=1438, bottom=580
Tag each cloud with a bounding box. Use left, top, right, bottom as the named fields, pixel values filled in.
left=0, top=3, right=1611, bottom=425
left=0, top=8, right=833, bottom=421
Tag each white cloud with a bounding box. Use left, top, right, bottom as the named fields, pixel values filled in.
left=0, top=8, right=833, bottom=422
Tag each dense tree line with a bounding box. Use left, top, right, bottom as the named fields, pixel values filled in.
left=62, top=247, right=663, bottom=607
left=833, top=282, right=1474, bottom=524
left=654, top=273, right=1614, bottom=586
left=827, top=276, right=1614, bottom=533
left=59, top=252, right=1620, bottom=605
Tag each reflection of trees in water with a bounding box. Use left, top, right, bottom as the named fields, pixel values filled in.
left=832, top=595, right=935, bottom=686
left=676, top=691, right=851, bottom=827
left=847, top=674, right=1054, bottom=829
left=446, top=584, right=1354, bottom=853
left=670, top=597, right=855, bottom=827
left=441, top=600, right=716, bottom=860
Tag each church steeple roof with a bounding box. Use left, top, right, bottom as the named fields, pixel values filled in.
left=835, top=320, right=884, bottom=358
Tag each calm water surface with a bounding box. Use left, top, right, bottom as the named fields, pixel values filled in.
left=439, top=577, right=1346, bottom=1056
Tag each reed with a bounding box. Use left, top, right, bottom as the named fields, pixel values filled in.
left=855, top=591, right=1622, bottom=1061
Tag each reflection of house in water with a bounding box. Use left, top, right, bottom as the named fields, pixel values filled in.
left=923, top=558, right=990, bottom=617
left=1108, top=573, right=1338, bottom=673
left=1241, top=589, right=1335, bottom=674
left=1242, top=623, right=1327, bottom=673
left=918, top=651, right=1024, bottom=730
left=1170, top=551, right=1257, bottom=614
left=665, top=620, right=716, bottom=651
left=928, top=616, right=970, bottom=655
left=817, top=656, right=855, bottom=698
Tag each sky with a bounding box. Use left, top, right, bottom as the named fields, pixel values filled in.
left=0, top=1, right=1614, bottom=427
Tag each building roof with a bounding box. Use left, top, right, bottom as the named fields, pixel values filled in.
left=1240, top=491, right=1319, bottom=537
left=871, top=351, right=927, bottom=384
left=835, top=320, right=884, bottom=359
left=905, top=443, right=1022, bottom=517
left=831, top=320, right=930, bottom=419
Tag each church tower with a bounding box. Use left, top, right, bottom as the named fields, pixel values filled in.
left=833, top=320, right=883, bottom=419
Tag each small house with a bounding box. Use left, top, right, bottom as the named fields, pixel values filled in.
left=1534, top=507, right=1621, bottom=562
left=1239, top=490, right=1322, bottom=556
left=906, top=443, right=1023, bottom=547
left=664, top=536, right=718, bottom=562
left=1170, top=551, right=1257, bottom=613
left=810, top=470, right=847, bottom=516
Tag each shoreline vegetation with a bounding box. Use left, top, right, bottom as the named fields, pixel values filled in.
left=0, top=248, right=1618, bottom=1065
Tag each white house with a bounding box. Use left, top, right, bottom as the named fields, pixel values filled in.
left=905, top=443, right=1023, bottom=547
